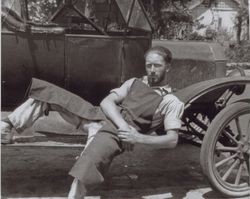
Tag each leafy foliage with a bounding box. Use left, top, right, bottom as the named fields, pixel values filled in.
left=141, top=0, right=193, bottom=39
left=226, top=42, right=250, bottom=63
left=27, top=0, right=61, bottom=23
left=140, top=0, right=250, bottom=62
left=234, top=6, right=249, bottom=43
left=227, top=1, right=250, bottom=62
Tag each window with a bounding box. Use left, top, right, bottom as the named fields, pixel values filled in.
left=27, top=0, right=62, bottom=23
left=218, top=17, right=222, bottom=29
left=2, top=0, right=22, bottom=18
left=216, top=0, right=238, bottom=9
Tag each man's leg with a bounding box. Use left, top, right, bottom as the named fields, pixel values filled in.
left=68, top=178, right=87, bottom=199
left=68, top=130, right=122, bottom=198
left=1, top=98, right=98, bottom=144
left=49, top=104, right=103, bottom=136
left=1, top=98, right=48, bottom=143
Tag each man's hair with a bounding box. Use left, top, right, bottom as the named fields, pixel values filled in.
left=144, top=46, right=172, bottom=64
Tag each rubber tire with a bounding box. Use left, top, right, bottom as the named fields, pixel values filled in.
left=200, top=102, right=250, bottom=197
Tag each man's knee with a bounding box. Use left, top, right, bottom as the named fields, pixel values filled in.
left=69, top=155, right=104, bottom=186
left=69, top=132, right=122, bottom=186
left=84, top=132, right=122, bottom=163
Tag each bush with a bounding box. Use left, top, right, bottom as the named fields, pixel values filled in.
left=225, top=41, right=250, bottom=62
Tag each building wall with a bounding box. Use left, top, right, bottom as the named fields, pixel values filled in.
left=191, top=0, right=239, bottom=38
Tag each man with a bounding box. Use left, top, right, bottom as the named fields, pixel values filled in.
left=1, top=46, right=184, bottom=198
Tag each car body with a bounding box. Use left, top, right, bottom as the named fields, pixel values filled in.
left=1, top=0, right=152, bottom=106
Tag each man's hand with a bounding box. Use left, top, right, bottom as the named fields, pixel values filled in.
left=119, top=128, right=179, bottom=149
left=118, top=127, right=138, bottom=152
left=118, top=127, right=142, bottom=143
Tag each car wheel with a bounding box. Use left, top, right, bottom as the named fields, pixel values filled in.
left=200, top=102, right=250, bottom=197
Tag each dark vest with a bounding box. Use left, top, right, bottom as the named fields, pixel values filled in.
left=119, top=79, right=163, bottom=133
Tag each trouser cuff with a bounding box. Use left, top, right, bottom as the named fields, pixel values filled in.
left=69, top=155, right=104, bottom=186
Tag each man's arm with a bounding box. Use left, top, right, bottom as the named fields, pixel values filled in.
left=118, top=128, right=178, bottom=149
left=100, top=93, right=136, bottom=151
left=117, top=93, right=184, bottom=149
left=102, top=93, right=179, bottom=149
left=100, top=78, right=136, bottom=132
left=100, top=93, right=131, bottom=131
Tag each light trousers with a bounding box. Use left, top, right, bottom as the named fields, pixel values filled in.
left=7, top=98, right=103, bottom=199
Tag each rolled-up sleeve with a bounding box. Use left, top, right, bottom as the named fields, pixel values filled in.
left=110, top=78, right=136, bottom=100
left=159, top=94, right=184, bottom=131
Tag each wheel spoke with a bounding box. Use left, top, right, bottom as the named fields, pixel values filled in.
left=243, top=162, right=250, bottom=176
left=223, top=129, right=239, bottom=145
left=239, top=182, right=249, bottom=187
left=246, top=117, right=250, bottom=141
left=216, top=146, right=238, bottom=152
left=222, top=159, right=239, bottom=181
left=235, top=117, right=242, bottom=138
left=234, top=163, right=243, bottom=185
left=243, top=153, right=249, bottom=171
left=215, top=153, right=238, bottom=168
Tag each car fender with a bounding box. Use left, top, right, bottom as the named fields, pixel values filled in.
left=231, top=98, right=250, bottom=104
left=174, top=76, right=250, bottom=108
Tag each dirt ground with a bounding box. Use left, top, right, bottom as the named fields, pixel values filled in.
left=1, top=141, right=223, bottom=199
left=2, top=131, right=248, bottom=199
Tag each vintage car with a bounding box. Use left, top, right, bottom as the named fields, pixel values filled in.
left=153, top=41, right=250, bottom=197
left=154, top=40, right=250, bottom=197
left=175, top=75, right=250, bottom=197
left=1, top=0, right=250, bottom=198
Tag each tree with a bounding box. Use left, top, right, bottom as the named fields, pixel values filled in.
left=27, top=0, right=61, bottom=23
left=225, top=0, right=250, bottom=63
left=226, top=42, right=250, bottom=62
left=234, top=0, right=249, bottom=43
left=141, top=0, right=193, bottom=39
left=235, top=8, right=249, bottom=43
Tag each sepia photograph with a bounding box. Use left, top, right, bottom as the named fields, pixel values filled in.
left=1, top=0, right=250, bottom=198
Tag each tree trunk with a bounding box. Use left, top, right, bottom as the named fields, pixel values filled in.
left=237, top=15, right=242, bottom=44
left=247, top=13, right=249, bottom=40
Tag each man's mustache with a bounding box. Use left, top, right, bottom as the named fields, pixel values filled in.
left=148, top=74, right=158, bottom=85
left=148, top=73, right=157, bottom=79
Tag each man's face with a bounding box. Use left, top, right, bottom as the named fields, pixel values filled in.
left=145, top=52, right=168, bottom=86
